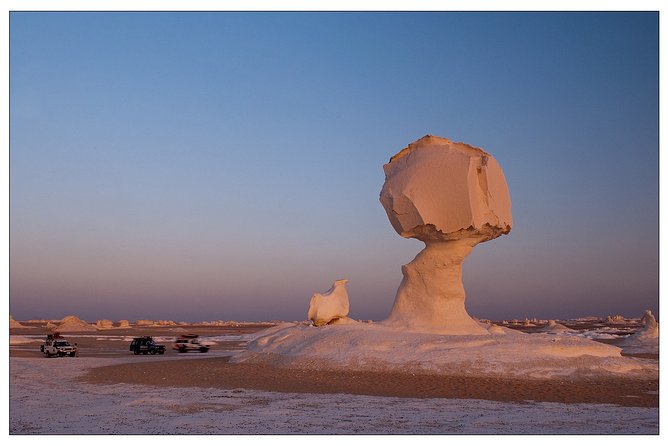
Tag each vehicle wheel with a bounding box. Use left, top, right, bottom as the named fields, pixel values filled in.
left=159, top=351, right=164, bottom=355
left=150, top=350, right=156, bottom=355
left=133, top=350, right=140, bottom=355
left=70, top=352, right=76, bottom=357
left=45, top=351, right=51, bottom=358
left=200, top=347, right=208, bottom=353
left=142, top=351, right=148, bottom=355
left=179, top=347, right=187, bottom=353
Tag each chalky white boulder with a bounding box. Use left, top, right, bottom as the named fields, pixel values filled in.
left=308, top=279, right=351, bottom=326
left=380, top=135, right=512, bottom=334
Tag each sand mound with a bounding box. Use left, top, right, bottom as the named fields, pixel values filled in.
left=10, top=315, right=25, bottom=329
left=232, top=323, right=656, bottom=379
left=53, top=315, right=97, bottom=332
left=536, top=320, right=573, bottom=333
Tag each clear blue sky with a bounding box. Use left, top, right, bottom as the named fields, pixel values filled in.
left=10, top=12, right=658, bottom=322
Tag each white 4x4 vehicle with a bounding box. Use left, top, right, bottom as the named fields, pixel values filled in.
left=173, top=335, right=210, bottom=353
left=41, top=335, right=78, bottom=357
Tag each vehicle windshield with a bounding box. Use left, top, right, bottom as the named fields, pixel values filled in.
left=54, top=341, right=70, bottom=347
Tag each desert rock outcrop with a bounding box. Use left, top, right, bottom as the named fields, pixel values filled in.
left=380, top=135, right=512, bottom=334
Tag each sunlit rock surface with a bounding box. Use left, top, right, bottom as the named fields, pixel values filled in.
left=380, top=135, right=512, bottom=334
left=308, top=279, right=351, bottom=326
left=619, top=310, right=659, bottom=354
left=53, top=315, right=96, bottom=332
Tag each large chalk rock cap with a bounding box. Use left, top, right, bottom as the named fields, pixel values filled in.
left=380, top=135, right=512, bottom=242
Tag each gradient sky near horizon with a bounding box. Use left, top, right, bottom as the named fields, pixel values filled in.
left=10, top=12, right=658, bottom=322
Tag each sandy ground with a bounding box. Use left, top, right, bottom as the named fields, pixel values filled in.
left=9, top=323, right=660, bottom=434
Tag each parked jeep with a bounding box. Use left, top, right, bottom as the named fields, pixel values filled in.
left=129, top=336, right=166, bottom=355
left=173, top=334, right=210, bottom=353
left=41, top=334, right=78, bottom=357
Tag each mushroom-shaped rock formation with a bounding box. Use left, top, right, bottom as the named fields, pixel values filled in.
left=118, top=320, right=131, bottom=328
left=308, top=279, right=351, bottom=326
left=380, top=135, right=512, bottom=335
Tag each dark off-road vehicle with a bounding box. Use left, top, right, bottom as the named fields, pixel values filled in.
left=129, top=336, right=166, bottom=355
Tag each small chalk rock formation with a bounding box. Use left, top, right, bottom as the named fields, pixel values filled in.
left=95, top=319, right=114, bottom=329
left=10, top=315, right=25, bottom=329
left=118, top=320, right=131, bottom=328
left=308, top=279, right=351, bottom=326
left=522, top=318, right=536, bottom=327
left=606, top=314, right=626, bottom=324
left=380, top=135, right=512, bottom=335
left=632, top=310, right=658, bottom=340
left=537, top=320, right=572, bottom=333
left=135, top=319, right=154, bottom=326
left=618, top=310, right=659, bottom=354
left=54, top=315, right=96, bottom=332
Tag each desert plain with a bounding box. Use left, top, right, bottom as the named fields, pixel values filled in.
left=9, top=316, right=659, bottom=434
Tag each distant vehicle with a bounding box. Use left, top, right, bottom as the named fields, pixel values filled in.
left=129, top=336, right=166, bottom=355
left=173, top=334, right=210, bottom=353
left=40, top=333, right=78, bottom=357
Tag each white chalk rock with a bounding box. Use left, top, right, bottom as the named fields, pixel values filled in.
left=54, top=315, right=96, bottom=332
left=118, top=320, right=131, bottom=328
left=95, top=319, right=114, bottom=329
left=308, top=279, right=350, bottom=326
left=606, top=314, right=626, bottom=324
left=537, top=320, right=573, bottom=333
left=9, top=315, right=25, bottom=329
left=135, top=319, right=154, bottom=326
left=380, top=135, right=512, bottom=335
left=618, top=310, right=659, bottom=354
left=380, top=135, right=512, bottom=242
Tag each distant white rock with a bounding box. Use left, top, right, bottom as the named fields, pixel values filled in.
left=156, top=320, right=177, bottom=326
left=536, top=320, right=573, bottom=333
left=618, top=310, right=658, bottom=354
left=522, top=318, right=536, bottom=327
left=606, top=315, right=626, bottom=324
left=118, top=320, right=131, bottom=328
left=308, top=279, right=352, bottom=326
left=10, top=315, right=25, bottom=329
left=95, top=319, right=114, bottom=329
left=53, top=315, right=96, bottom=332
left=135, top=320, right=154, bottom=326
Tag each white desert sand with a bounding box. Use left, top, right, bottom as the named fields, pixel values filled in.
left=9, top=355, right=657, bottom=434
left=233, top=321, right=657, bottom=379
